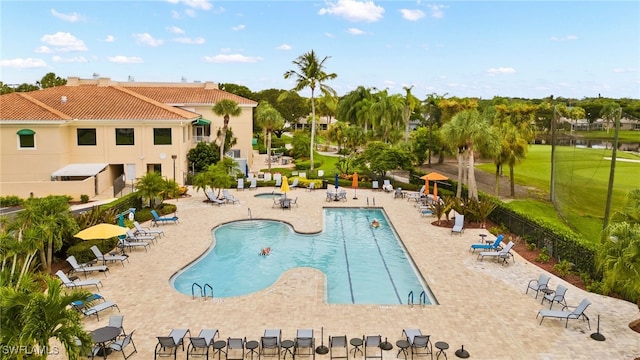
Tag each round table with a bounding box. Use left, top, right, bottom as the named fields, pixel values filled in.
left=245, top=340, right=259, bottom=360
left=434, top=341, right=449, bottom=360
left=281, top=340, right=295, bottom=359
left=396, top=340, right=410, bottom=360
left=213, top=340, right=226, bottom=360
left=91, top=326, right=121, bottom=358
left=350, top=338, right=363, bottom=357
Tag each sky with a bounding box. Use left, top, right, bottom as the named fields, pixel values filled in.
left=1, top=0, right=639, bottom=100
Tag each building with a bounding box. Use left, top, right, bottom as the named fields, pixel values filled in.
left=0, top=77, right=257, bottom=200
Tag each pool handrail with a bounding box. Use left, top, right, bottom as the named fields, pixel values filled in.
left=204, top=283, right=214, bottom=298
left=192, top=283, right=202, bottom=299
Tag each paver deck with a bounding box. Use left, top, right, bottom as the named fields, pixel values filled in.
left=51, top=186, right=639, bottom=359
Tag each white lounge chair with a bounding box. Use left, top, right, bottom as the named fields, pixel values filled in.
left=290, top=177, right=299, bottom=189
left=118, top=238, right=150, bottom=252
left=223, top=189, right=240, bottom=204
left=537, top=298, right=591, bottom=329
left=451, top=214, right=464, bottom=235
left=205, top=190, right=226, bottom=206
left=402, top=329, right=432, bottom=360
left=295, top=329, right=314, bottom=360
left=155, top=329, right=191, bottom=358
left=66, top=255, right=109, bottom=278
left=134, top=221, right=164, bottom=237
left=478, top=241, right=515, bottom=265
left=126, top=230, right=157, bottom=244
left=372, top=180, right=380, bottom=191
left=73, top=297, right=120, bottom=321
left=90, top=245, right=129, bottom=267
left=249, top=178, right=257, bottom=190
left=187, top=329, right=219, bottom=359
left=382, top=180, right=393, bottom=192
left=237, top=178, right=245, bottom=190
left=56, top=270, right=102, bottom=290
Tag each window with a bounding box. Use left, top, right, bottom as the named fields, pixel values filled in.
left=115, top=128, right=134, bottom=145
left=154, top=128, right=172, bottom=145
left=17, top=129, right=35, bottom=148
left=77, top=128, right=97, bottom=146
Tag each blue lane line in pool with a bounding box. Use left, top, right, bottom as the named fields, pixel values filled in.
left=366, top=215, right=402, bottom=304
left=338, top=217, right=355, bottom=304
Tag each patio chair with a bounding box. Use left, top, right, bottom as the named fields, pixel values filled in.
left=382, top=180, right=393, bottom=192
left=151, top=210, right=179, bottom=226
left=55, top=270, right=102, bottom=290
left=187, top=329, right=219, bottom=359
left=295, top=329, right=315, bottom=360
left=451, top=214, right=464, bottom=235
left=418, top=205, right=433, bottom=217
left=541, top=284, right=568, bottom=309
left=406, top=186, right=425, bottom=202
left=249, top=178, right=257, bottom=190
left=222, top=189, right=240, bottom=204
left=260, top=329, right=281, bottom=360
left=372, top=180, right=379, bottom=191
left=364, top=335, right=382, bottom=360
left=73, top=297, right=120, bottom=321
left=291, top=197, right=299, bottom=207
left=126, top=229, right=157, bottom=244
left=329, top=335, right=347, bottom=360
left=226, top=337, right=245, bottom=360
left=91, top=245, right=129, bottom=266
left=155, top=329, right=191, bottom=359
left=74, top=337, right=101, bottom=359
left=290, top=177, right=299, bottom=189
left=274, top=177, right=282, bottom=188
left=109, top=314, right=127, bottom=338
left=66, top=255, right=109, bottom=278
left=478, top=241, right=515, bottom=265
left=118, top=238, right=150, bottom=252
left=205, top=190, right=226, bottom=206
left=110, top=330, right=137, bottom=359
left=134, top=221, right=164, bottom=237
left=402, top=330, right=432, bottom=360
left=526, top=274, right=551, bottom=299
left=306, top=182, right=316, bottom=191
left=469, top=234, right=504, bottom=253
left=537, top=298, right=591, bottom=329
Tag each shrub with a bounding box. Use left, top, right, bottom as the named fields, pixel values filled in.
left=535, top=247, right=551, bottom=263
left=0, top=195, right=24, bottom=207
left=66, top=238, right=118, bottom=264
left=553, top=260, right=574, bottom=277
left=526, top=242, right=537, bottom=252
left=294, top=160, right=321, bottom=170
left=80, top=194, right=90, bottom=203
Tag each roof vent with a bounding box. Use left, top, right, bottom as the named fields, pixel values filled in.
left=61, top=96, right=67, bottom=104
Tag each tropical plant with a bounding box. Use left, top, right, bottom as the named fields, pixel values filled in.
left=402, top=86, right=420, bottom=142
left=355, top=141, right=414, bottom=180
left=192, top=158, right=241, bottom=198
left=599, top=221, right=640, bottom=303
left=213, top=99, right=242, bottom=160
left=370, top=89, right=404, bottom=143
left=255, top=102, right=285, bottom=172
left=135, top=172, right=165, bottom=208
left=467, top=198, right=498, bottom=228
left=284, top=50, right=337, bottom=170
left=187, top=141, right=219, bottom=173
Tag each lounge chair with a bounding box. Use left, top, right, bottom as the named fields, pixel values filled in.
left=151, top=210, right=179, bottom=226
left=187, top=329, right=219, bottom=359
left=402, top=329, right=432, bottom=360
left=364, top=335, right=381, bottom=360
left=260, top=329, right=281, bottom=360
left=66, top=255, right=109, bottom=278
left=91, top=245, right=129, bottom=266
left=382, top=180, right=393, bottom=192
left=110, top=330, right=137, bottom=359
left=406, top=186, right=425, bottom=202
left=295, top=329, right=315, bottom=360
left=249, top=178, right=257, bottom=190
left=329, top=335, right=347, bottom=360
left=306, top=182, right=316, bottom=191
left=541, top=284, right=568, bottom=309
left=126, top=229, right=157, bottom=244
left=478, top=241, right=515, bottom=265
left=73, top=296, right=120, bottom=321
left=205, top=190, right=226, bottom=206
left=451, top=214, right=464, bottom=235
left=418, top=205, right=433, bottom=217
left=134, top=221, right=164, bottom=237
left=118, top=238, right=150, bottom=252
left=372, top=180, right=379, bottom=191
left=470, top=234, right=504, bottom=253
left=290, top=177, right=299, bottom=189
left=55, top=270, right=102, bottom=290
left=274, top=177, right=282, bottom=188
left=226, top=337, right=245, bottom=360
left=222, top=189, right=240, bottom=204
left=237, top=178, right=245, bottom=190
left=155, top=329, right=191, bottom=359
left=526, top=274, right=551, bottom=299
left=537, top=298, right=591, bottom=329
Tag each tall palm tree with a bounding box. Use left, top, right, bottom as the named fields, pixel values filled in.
left=255, top=102, right=285, bottom=172
left=599, top=221, right=640, bottom=304
left=402, top=86, right=420, bottom=142
left=370, top=89, right=404, bottom=143
left=284, top=50, right=337, bottom=170
left=213, top=99, right=242, bottom=160
left=135, top=172, right=165, bottom=208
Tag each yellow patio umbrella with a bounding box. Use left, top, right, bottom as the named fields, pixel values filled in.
left=351, top=172, right=359, bottom=200
left=75, top=223, right=129, bottom=240
left=280, top=176, right=290, bottom=197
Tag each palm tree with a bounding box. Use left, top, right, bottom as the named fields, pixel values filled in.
left=402, top=86, right=420, bottom=142
left=599, top=221, right=640, bottom=304
left=135, top=172, right=165, bottom=208
left=213, top=99, right=242, bottom=160
left=284, top=50, right=337, bottom=170
left=255, top=102, right=285, bottom=172
left=370, top=89, right=404, bottom=143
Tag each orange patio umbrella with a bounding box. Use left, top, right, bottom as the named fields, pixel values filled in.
left=421, top=172, right=448, bottom=197
left=352, top=172, right=359, bottom=200
left=419, top=174, right=430, bottom=195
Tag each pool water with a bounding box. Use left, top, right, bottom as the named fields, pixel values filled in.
left=171, top=208, right=436, bottom=305
left=254, top=192, right=283, bottom=199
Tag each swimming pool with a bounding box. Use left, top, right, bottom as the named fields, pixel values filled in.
left=171, top=208, right=437, bottom=305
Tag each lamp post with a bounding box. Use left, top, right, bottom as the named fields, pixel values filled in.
left=171, top=155, right=177, bottom=182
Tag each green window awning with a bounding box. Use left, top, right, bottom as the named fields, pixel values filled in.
left=192, top=118, right=211, bottom=126
left=17, top=129, right=35, bottom=136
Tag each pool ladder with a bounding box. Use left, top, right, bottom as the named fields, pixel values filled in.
left=192, top=283, right=214, bottom=300
left=407, top=290, right=427, bottom=307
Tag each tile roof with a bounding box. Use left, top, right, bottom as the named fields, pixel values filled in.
left=0, top=92, right=72, bottom=121
left=123, top=86, right=258, bottom=106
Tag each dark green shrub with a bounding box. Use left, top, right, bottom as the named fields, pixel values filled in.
left=66, top=238, right=118, bottom=263
left=80, top=194, right=90, bottom=203
left=294, top=160, right=321, bottom=170
left=553, top=260, right=573, bottom=277
left=0, top=195, right=24, bottom=207
left=526, top=242, right=537, bottom=251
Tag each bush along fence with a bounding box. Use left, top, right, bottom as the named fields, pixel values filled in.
left=489, top=204, right=599, bottom=279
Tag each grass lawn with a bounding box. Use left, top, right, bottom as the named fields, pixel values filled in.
left=478, top=144, right=640, bottom=244
left=575, top=130, right=640, bottom=142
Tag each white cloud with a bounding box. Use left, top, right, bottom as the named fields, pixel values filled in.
left=318, top=0, right=384, bottom=22
left=202, top=54, right=263, bottom=63
left=400, top=9, right=424, bottom=21
left=427, top=4, right=446, bottom=19
left=174, top=37, right=205, bottom=44
left=347, top=28, right=365, bottom=35
left=0, top=58, right=47, bottom=68
left=104, top=35, right=115, bottom=42
left=40, top=32, right=88, bottom=52
left=277, top=44, right=292, bottom=50
left=167, top=26, right=185, bottom=34
left=132, top=33, right=164, bottom=47
left=232, top=24, right=245, bottom=31
left=550, top=35, right=578, bottom=41
left=50, top=9, right=84, bottom=22
left=35, top=46, right=52, bottom=54
left=325, top=32, right=336, bottom=38
left=52, top=55, right=88, bottom=63
left=487, top=67, right=516, bottom=75
left=613, top=67, right=638, bottom=73
left=107, top=56, right=144, bottom=63
left=166, top=0, right=212, bottom=10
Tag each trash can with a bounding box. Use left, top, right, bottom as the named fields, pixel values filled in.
left=322, top=180, right=328, bottom=189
